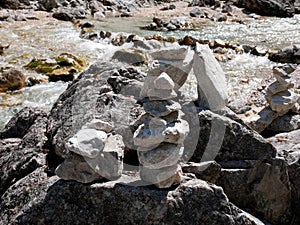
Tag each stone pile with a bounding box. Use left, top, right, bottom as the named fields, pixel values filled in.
left=240, top=64, right=300, bottom=133
left=55, top=118, right=124, bottom=183
left=266, top=64, right=300, bottom=116
left=133, top=71, right=189, bottom=188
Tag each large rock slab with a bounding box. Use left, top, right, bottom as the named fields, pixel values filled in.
left=0, top=175, right=265, bottom=225
left=216, top=158, right=292, bottom=225
left=0, top=107, right=49, bottom=197
left=193, top=43, right=228, bottom=110
left=188, top=110, right=276, bottom=163
left=267, top=129, right=300, bottom=224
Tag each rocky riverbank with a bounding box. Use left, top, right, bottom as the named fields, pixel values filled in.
left=0, top=0, right=300, bottom=224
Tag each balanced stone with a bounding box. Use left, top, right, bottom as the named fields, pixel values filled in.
left=138, top=143, right=184, bottom=169
left=139, top=164, right=182, bottom=188
left=82, top=119, right=113, bottom=133
left=266, top=81, right=293, bottom=100
left=144, top=100, right=181, bottom=117
left=147, top=88, right=177, bottom=100
left=85, top=134, right=124, bottom=179
left=269, top=90, right=299, bottom=115
left=163, top=119, right=189, bottom=144
left=153, top=72, right=175, bottom=90
left=55, top=154, right=101, bottom=183
left=65, top=128, right=107, bottom=158
left=133, top=118, right=167, bottom=149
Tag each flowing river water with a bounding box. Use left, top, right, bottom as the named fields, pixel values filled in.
left=0, top=14, right=300, bottom=130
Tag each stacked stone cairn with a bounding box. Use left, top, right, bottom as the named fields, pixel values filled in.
left=266, top=64, right=300, bottom=116
left=55, top=119, right=124, bottom=183
left=133, top=71, right=189, bottom=188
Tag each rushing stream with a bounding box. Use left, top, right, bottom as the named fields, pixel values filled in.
left=0, top=14, right=300, bottom=129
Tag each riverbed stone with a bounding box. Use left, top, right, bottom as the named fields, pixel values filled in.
left=138, top=143, right=184, bottom=169
left=0, top=68, right=25, bottom=93
left=65, top=128, right=107, bottom=158
left=269, top=90, right=299, bottom=115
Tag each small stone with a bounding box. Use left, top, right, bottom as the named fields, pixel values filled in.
left=266, top=81, right=293, bottom=100
left=147, top=88, right=177, bottom=100
left=153, top=72, right=175, bottom=90
left=82, top=119, right=113, bottom=132
left=85, top=134, right=124, bottom=179
left=133, top=118, right=167, bottom=149
left=270, top=90, right=299, bottom=115
left=144, top=100, right=181, bottom=117
left=65, top=128, right=107, bottom=158
left=163, top=119, right=189, bottom=144
left=138, top=143, right=184, bottom=169
left=139, top=164, right=182, bottom=188
left=55, top=154, right=101, bottom=183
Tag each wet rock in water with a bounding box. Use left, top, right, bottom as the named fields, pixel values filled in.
left=0, top=68, right=25, bottom=92
left=245, top=0, right=295, bottom=17
left=269, top=45, right=300, bottom=64
left=26, top=53, right=87, bottom=82
left=112, top=48, right=148, bottom=65
left=189, top=7, right=206, bottom=18
left=52, top=7, right=87, bottom=21
left=38, top=0, right=58, bottom=11
left=188, top=0, right=217, bottom=7
left=142, top=16, right=196, bottom=31
left=0, top=0, right=31, bottom=9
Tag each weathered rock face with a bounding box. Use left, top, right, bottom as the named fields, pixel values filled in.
left=0, top=68, right=25, bottom=93
left=0, top=107, right=48, bottom=197
left=188, top=110, right=276, bottom=163
left=265, top=113, right=300, bottom=134
left=0, top=176, right=265, bottom=225
left=267, top=129, right=300, bottom=224
left=245, top=0, right=295, bottom=17
left=188, top=0, right=217, bottom=7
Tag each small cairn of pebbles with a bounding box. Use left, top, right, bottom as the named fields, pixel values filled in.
left=133, top=69, right=189, bottom=188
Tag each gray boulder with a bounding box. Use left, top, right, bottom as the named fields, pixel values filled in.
left=245, top=0, right=295, bottom=17
left=269, top=45, right=300, bottom=64
left=267, top=129, right=300, bottom=224
left=0, top=174, right=265, bottom=225
left=187, top=110, right=276, bottom=163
